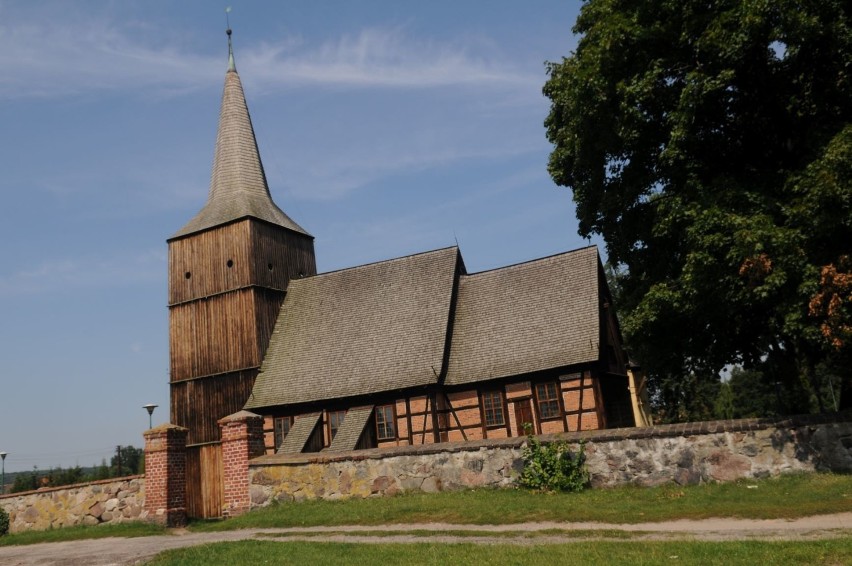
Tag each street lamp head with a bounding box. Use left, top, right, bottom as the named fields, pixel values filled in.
left=142, top=404, right=158, bottom=416
left=0, top=452, right=6, bottom=461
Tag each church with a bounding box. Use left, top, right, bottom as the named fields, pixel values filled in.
left=167, top=32, right=650, bottom=517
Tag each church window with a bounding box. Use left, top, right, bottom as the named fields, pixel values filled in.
left=375, top=405, right=396, bottom=440
left=481, top=390, right=505, bottom=427
left=535, top=382, right=561, bottom=420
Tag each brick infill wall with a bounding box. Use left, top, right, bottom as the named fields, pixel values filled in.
left=247, top=412, right=852, bottom=505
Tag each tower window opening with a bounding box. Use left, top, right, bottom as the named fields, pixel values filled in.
left=267, top=263, right=274, bottom=271
left=227, top=259, right=234, bottom=268
left=185, top=272, right=191, bottom=279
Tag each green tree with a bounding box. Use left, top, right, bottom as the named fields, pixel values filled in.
left=714, top=381, right=734, bottom=420
left=111, top=446, right=144, bottom=476
left=11, top=467, right=39, bottom=494
left=544, top=0, right=852, bottom=416
left=93, top=459, right=111, bottom=481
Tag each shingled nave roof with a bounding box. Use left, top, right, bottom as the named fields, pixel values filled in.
left=172, top=37, right=310, bottom=240
left=246, top=247, right=462, bottom=408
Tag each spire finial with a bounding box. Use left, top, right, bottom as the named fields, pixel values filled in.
left=225, top=6, right=235, bottom=72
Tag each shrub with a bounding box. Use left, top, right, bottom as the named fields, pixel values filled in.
left=518, top=432, right=589, bottom=492
left=0, top=506, right=9, bottom=536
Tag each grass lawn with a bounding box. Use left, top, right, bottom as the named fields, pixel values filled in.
left=0, top=472, right=849, bottom=557
left=189, top=472, right=852, bottom=531
left=146, top=539, right=852, bottom=566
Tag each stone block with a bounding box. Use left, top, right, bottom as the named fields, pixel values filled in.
left=371, top=476, right=392, bottom=494
left=420, top=477, right=442, bottom=493
left=707, top=450, right=752, bottom=482
left=673, top=467, right=701, bottom=486
left=250, top=486, right=268, bottom=506
left=88, top=502, right=104, bottom=518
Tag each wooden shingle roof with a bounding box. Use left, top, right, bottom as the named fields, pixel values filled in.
left=277, top=412, right=321, bottom=454
left=326, top=406, right=373, bottom=452
left=445, top=246, right=601, bottom=386
left=245, top=247, right=461, bottom=409
left=172, top=60, right=309, bottom=240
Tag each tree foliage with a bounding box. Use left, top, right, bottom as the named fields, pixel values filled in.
left=8, top=446, right=145, bottom=494
left=544, top=0, right=851, bottom=416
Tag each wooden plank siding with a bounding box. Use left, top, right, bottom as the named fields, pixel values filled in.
left=169, top=289, right=284, bottom=381
left=171, top=369, right=258, bottom=445
left=168, top=220, right=317, bottom=453
left=249, top=221, right=317, bottom=290
left=168, top=220, right=316, bottom=305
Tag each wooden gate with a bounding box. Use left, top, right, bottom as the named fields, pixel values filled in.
left=186, top=443, right=223, bottom=519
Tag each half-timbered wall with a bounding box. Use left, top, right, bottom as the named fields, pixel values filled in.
left=261, top=371, right=606, bottom=454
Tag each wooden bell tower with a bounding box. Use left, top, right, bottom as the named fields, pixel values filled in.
left=167, top=29, right=316, bottom=517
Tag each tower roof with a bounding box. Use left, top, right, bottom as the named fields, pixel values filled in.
left=172, top=35, right=310, bottom=240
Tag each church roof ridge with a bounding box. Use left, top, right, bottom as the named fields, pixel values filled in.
left=172, top=28, right=310, bottom=240
left=302, top=246, right=461, bottom=281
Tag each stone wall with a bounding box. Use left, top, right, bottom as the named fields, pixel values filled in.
left=248, top=413, right=852, bottom=506
left=0, top=476, right=144, bottom=533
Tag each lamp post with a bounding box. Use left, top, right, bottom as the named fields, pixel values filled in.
left=0, top=452, right=7, bottom=496
left=142, top=404, right=158, bottom=429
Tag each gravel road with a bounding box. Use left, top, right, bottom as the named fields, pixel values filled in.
left=0, top=512, right=849, bottom=565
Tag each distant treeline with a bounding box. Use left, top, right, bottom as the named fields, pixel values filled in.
left=4, top=446, right=144, bottom=494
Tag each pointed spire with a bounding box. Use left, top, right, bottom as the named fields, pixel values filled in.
left=227, top=26, right=236, bottom=72
left=172, top=26, right=310, bottom=240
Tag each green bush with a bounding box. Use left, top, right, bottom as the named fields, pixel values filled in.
left=0, top=506, right=9, bottom=536
left=518, top=432, right=589, bottom=492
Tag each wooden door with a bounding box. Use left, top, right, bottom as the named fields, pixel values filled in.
left=186, top=443, right=223, bottom=519
left=514, top=399, right=534, bottom=436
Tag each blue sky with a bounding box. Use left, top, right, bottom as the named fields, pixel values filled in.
left=0, top=1, right=591, bottom=473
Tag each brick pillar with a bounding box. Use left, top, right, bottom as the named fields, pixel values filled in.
left=219, top=410, right=265, bottom=518
left=143, top=424, right=188, bottom=527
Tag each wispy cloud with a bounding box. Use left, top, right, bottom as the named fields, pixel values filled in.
left=0, top=17, right=216, bottom=99
left=0, top=12, right=537, bottom=99
left=271, top=137, right=543, bottom=202
left=0, top=249, right=165, bottom=296
left=243, top=28, right=535, bottom=90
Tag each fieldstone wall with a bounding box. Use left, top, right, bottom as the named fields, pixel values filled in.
left=0, top=476, right=144, bottom=534
left=248, top=413, right=852, bottom=506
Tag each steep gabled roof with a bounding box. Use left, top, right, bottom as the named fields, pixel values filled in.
left=445, top=246, right=601, bottom=386
left=172, top=48, right=309, bottom=240
left=245, top=247, right=461, bottom=409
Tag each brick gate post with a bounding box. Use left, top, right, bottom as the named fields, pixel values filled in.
left=143, top=424, right=188, bottom=527
left=219, top=411, right=266, bottom=518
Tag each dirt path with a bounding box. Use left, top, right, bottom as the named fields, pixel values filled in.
left=1, top=512, right=850, bottom=565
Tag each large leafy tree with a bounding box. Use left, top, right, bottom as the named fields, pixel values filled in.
left=544, top=0, right=851, bottom=418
